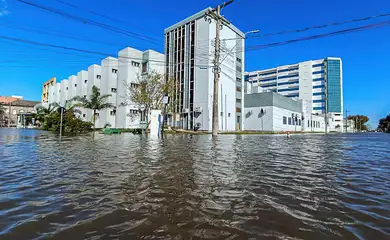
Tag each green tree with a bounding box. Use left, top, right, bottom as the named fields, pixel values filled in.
left=347, top=115, right=369, bottom=131
left=34, top=104, right=58, bottom=126
left=72, top=85, right=114, bottom=131
left=378, top=114, right=390, bottom=133
left=123, top=72, right=176, bottom=130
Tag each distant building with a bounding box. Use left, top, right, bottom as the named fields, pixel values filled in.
left=244, top=92, right=326, bottom=132
left=46, top=47, right=164, bottom=129
left=0, top=96, right=40, bottom=127
left=42, top=77, right=56, bottom=103
left=245, top=57, right=343, bottom=132
left=164, top=7, right=245, bottom=131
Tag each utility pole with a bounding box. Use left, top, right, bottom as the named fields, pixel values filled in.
left=208, top=0, right=234, bottom=136
left=8, top=101, right=11, bottom=127
left=345, top=109, right=349, bottom=133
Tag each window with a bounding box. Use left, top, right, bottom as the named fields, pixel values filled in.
left=236, top=77, right=242, bottom=82
left=236, top=107, right=241, bottom=113
left=236, top=57, right=242, bottom=63
left=142, top=62, right=148, bottom=73
left=131, top=61, right=140, bottom=67
left=97, top=75, right=101, bottom=79
left=111, top=88, right=117, bottom=93
left=110, top=110, right=116, bottom=116
left=84, top=95, right=87, bottom=98
left=228, top=113, right=231, bottom=117
left=236, top=99, right=241, bottom=103
left=74, top=84, right=77, bottom=87
left=237, top=116, right=240, bottom=124
left=66, top=87, right=68, bottom=90
left=308, top=120, right=310, bottom=126
left=130, top=83, right=138, bottom=88
left=283, top=116, right=287, bottom=124
left=59, top=90, right=61, bottom=93
left=299, top=119, right=301, bottom=126
left=236, top=87, right=242, bottom=92
left=112, top=69, right=118, bottom=74
left=318, top=122, right=321, bottom=128
left=84, top=80, right=88, bottom=83
left=130, top=110, right=138, bottom=114
left=83, top=114, right=86, bottom=117
left=288, top=117, right=292, bottom=125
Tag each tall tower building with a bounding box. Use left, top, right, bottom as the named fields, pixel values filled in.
left=164, top=7, right=245, bottom=131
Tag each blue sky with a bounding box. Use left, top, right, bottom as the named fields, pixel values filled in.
left=0, top=0, right=389, bottom=127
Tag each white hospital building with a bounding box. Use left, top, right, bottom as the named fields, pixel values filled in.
left=244, top=57, right=344, bottom=132
left=45, top=47, right=164, bottom=129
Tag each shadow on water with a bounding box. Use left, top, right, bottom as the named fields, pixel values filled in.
left=0, top=128, right=389, bottom=239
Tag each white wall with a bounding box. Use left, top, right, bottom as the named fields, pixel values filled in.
left=101, top=57, right=118, bottom=128
left=87, top=64, right=102, bottom=128
left=116, top=47, right=143, bottom=129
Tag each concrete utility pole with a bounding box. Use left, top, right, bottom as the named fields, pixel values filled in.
left=208, top=0, right=234, bottom=136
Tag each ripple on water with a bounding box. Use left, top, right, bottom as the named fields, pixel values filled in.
left=0, top=129, right=390, bottom=239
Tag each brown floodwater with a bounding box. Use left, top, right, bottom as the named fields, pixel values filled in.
left=0, top=128, right=389, bottom=239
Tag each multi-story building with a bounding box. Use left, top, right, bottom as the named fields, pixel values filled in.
left=164, top=7, right=245, bottom=131
left=46, top=47, right=164, bottom=129
left=245, top=57, right=344, bottom=132
left=41, top=77, right=56, bottom=103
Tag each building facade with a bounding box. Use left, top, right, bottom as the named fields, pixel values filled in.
left=164, top=7, right=245, bottom=132
left=46, top=47, right=164, bottom=129
left=244, top=92, right=326, bottom=132
left=245, top=57, right=343, bottom=132
left=0, top=96, right=40, bottom=127
left=42, top=77, right=56, bottom=103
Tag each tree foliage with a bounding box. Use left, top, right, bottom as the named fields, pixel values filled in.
left=123, top=72, right=177, bottom=126
left=347, top=115, right=369, bottom=131
left=378, top=114, right=390, bottom=133
left=43, top=111, right=92, bottom=132
left=72, top=85, right=114, bottom=129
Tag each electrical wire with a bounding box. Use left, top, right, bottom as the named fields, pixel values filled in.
left=15, top=0, right=160, bottom=44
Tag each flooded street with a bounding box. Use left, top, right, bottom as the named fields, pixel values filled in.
left=0, top=129, right=389, bottom=239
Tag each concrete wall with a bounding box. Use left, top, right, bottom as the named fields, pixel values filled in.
left=101, top=57, right=118, bottom=128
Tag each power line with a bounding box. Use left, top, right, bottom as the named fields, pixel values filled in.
left=54, top=0, right=155, bottom=36
left=243, top=20, right=390, bottom=52
left=0, top=23, right=128, bottom=48
left=248, top=13, right=390, bottom=39
left=14, top=0, right=160, bottom=44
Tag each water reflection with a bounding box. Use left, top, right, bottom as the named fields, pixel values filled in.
left=0, top=128, right=389, bottom=239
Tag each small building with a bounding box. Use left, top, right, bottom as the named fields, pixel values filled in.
left=0, top=97, right=40, bottom=127
left=244, top=92, right=326, bottom=132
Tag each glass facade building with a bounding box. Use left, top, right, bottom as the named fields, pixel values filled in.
left=326, top=59, right=342, bottom=113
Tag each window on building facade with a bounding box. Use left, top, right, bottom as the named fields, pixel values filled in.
left=299, top=119, right=301, bottom=126
left=236, top=107, right=241, bottom=113
left=319, top=122, right=321, bottom=128
left=236, top=87, right=242, bottom=92
left=110, top=110, right=116, bottom=116
left=130, top=83, right=138, bottom=89
left=288, top=117, right=292, bottom=125
left=84, top=95, right=87, bottom=98
left=132, top=61, right=140, bottom=67
left=236, top=99, right=241, bottom=103
left=66, top=87, right=68, bottom=90
left=111, top=88, right=117, bottom=93
left=112, top=69, right=118, bottom=74
left=83, top=114, right=86, bottom=117
left=85, top=80, right=88, bottom=83
left=97, top=75, right=101, bottom=79
left=75, top=84, right=77, bottom=87
left=283, top=116, right=287, bottom=124
left=142, top=62, right=148, bottom=73
left=236, top=57, right=242, bottom=63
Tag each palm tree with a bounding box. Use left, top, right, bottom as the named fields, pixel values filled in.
left=72, top=85, right=114, bottom=131
left=34, top=104, right=58, bottom=125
